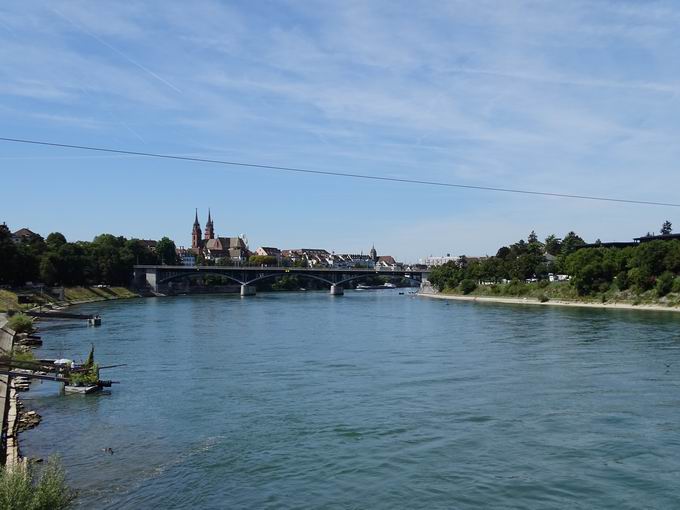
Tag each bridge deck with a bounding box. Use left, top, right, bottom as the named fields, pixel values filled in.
left=134, top=265, right=422, bottom=273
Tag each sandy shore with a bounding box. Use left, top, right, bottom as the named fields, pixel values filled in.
left=418, top=291, right=680, bottom=313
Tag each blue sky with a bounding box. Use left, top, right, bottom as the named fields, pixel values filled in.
left=2, top=1, right=680, bottom=261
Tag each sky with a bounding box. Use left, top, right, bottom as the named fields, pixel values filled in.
left=2, top=1, right=680, bottom=262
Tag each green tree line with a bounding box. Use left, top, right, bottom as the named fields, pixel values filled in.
left=0, top=224, right=179, bottom=287
left=429, top=227, right=680, bottom=298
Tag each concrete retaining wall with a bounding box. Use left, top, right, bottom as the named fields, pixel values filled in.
left=0, top=317, right=16, bottom=466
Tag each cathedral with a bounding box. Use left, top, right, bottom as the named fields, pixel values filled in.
left=191, top=209, right=249, bottom=262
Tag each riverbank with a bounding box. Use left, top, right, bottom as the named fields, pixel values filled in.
left=419, top=289, right=680, bottom=313
left=0, top=286, right=139, bottom=313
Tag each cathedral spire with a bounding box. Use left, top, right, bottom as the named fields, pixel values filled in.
left=204, top=208, right=215, bottom=240
left=192, top=209, right=202, bottom=250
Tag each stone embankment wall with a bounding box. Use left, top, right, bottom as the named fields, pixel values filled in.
left=0, top=314, right=17, bottom=466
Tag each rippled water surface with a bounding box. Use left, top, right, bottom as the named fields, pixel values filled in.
left=22, top=292, right=680, bottom=509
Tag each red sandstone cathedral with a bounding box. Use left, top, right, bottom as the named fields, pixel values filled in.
left=191, top=209, right=249, bottom=262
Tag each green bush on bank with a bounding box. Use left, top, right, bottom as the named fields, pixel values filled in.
left=0, top=457, right=76, bottom=509
left=459, top=279, right=477, bottom=295
left=656, top=272, right=674, bottom=297
left=7, top=314, right=34, bottom=334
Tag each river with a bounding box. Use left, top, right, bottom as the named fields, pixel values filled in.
left=21, top=291, right=680, bottom=509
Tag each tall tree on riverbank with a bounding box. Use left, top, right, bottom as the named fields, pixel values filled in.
left=156, top=237, right=180, bottom=265
left=661, top=220, right=673, bottom=235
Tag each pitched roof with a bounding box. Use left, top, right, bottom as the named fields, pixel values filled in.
left=12, top=228, right=36, bottom=239
left=206, top=237, right=247, bottom=252
left=257, top=246, right=281, bottom=255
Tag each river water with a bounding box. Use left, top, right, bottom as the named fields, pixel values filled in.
left=21, top=291, right=680, bottom=509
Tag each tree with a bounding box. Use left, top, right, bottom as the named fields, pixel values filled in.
left=272, top=275, right=300, bottom=291
left=527, top=230, right=539, bottom=244
left=90, top=234, right=129, bottom=285
left=427, top=261, right=461, bottom=291
left=564, top=247, right=616, bottom=295
left=560, top=231, right=585, bottom=257
left=124, top=239, right=159, bottom=266
left=544, top=235, right=561, bottom=256
left=496, top=246, right=511, bottom=260
left=656, top=272, right=674, bottom=297
left=46, top=232, right=67, bottom=251
left=661, top=220, right=673, bottom=235
left=459, top=279, right=477, bottom=295
left=0, top=223, right=18, bottom=285
left=248, top=255, right=277, bottom=266
left=155, top=237, right=179, bottom=265
left=40, top=254, right=59, bottom=286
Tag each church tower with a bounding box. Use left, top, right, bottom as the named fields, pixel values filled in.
left=204, top=208, right=215, bottom=240
left=370, top=245, right=378, bottom=262
left=191, top=209, right=202, bottom=251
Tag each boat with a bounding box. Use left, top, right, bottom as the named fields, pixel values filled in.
left=88, top=315, right=102, bottom=327
left=64, top=385, right=100, bottom=394
left=356, top=282, right=398, bottom=290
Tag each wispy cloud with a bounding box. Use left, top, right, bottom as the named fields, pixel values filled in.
left=2, top=0, right=680, bottom=257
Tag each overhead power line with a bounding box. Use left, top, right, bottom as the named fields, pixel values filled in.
left=1, top=136, right=679, bottom=208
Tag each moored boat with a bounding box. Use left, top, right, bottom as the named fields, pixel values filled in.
left=64, top=385, right=100, bottom=394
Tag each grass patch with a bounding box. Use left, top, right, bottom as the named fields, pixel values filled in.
left=11, top=348, right=35, bottom=362
left=0, top=290, right=20, bottom=313
left=63, top=287, right=137, bottom=302
left=0, top=287, right=138, bottom=313
left=7, top=314, right=34, bottom=334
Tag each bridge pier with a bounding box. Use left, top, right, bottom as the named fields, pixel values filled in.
left=240, top=285, right=256, bottom=297
left=329, top=284, right=344, bottom=296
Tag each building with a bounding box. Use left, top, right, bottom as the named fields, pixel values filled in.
left=376, top=255, right=398, bottom=269
left=579, top=232, right=680, bottom=250
left=421, top=254, right=460, bottom=267
left=255, top=247, right=282, bottom=262
left=634, top=233, right=680, bottom=243
left=332, top=254, right=375, bottom=269
left=204, top=237, right=249, bottom=262
left=190, top=209, right=250, bottom=263
left=11, top=228, right=37, bottom=244
left=176, top=247, right=196, bottom=266
left=282, top=249, right=332, bottom=267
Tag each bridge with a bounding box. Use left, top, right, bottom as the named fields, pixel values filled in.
left=133, top=265, right=429, bottom=296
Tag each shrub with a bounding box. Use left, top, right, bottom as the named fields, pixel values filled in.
left=628, top=267, right=654, bottom=292
left=538, top=294, right=549, bottom=303
left=7, top=314, right=34, bottom=334
left=459, top=279, right=477, bottom=295
left=615, top=271, right=629, bottom=290
left=656, top=271, right=674, bottom=297
left=673, top=277, right=680, bottom=294
left=537, top=280, right=550, bottom=289
left=11, top=349, right=35, bottom=363
left=0, top=456, right=76, bottom=509
left=504, top=279, right=529, bottom=296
